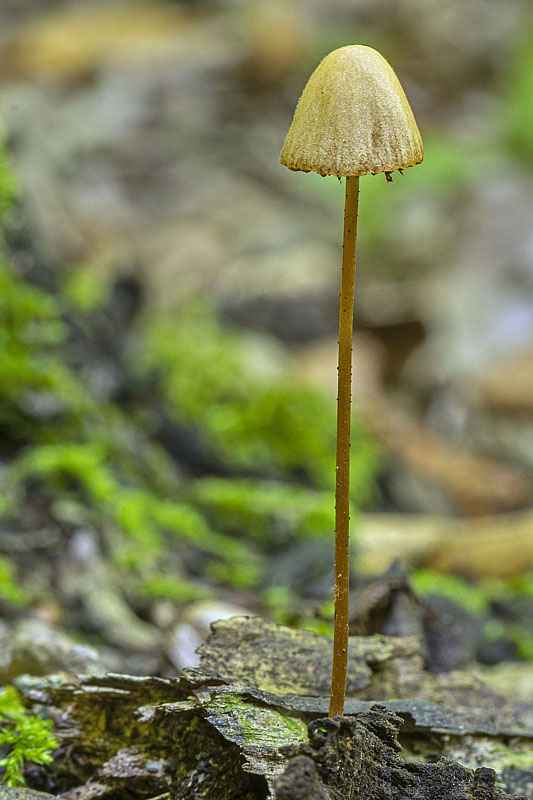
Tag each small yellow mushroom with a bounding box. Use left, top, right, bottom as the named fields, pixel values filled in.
left=280, top=45, right=423, bottom=718
left=281, top=44, right=423, bottom=179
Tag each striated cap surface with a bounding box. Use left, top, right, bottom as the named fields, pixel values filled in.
left=281, top=45, right=423, bottom=178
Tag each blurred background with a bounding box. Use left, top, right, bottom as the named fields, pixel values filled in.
left=0, top=0, right=532, bottom=681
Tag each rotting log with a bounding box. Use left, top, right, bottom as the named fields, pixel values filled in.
left=16, top=618, right=533, bottom=799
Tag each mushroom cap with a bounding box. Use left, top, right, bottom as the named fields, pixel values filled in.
left=281, top=45, right=423, bottom=178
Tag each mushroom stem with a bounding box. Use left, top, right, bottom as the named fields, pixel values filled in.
left=330, top=174, right=359, bottom=717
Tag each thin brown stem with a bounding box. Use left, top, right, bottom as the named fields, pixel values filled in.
left=329, top=175, right=359, bottom=717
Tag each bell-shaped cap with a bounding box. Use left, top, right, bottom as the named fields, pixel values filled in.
left=281, top=45, right=423, bottom=178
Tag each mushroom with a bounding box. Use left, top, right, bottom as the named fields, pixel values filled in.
left=280, top=44, right=423, bottom=717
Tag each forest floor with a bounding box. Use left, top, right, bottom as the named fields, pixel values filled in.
left=0, top=1, right=532, bottom=797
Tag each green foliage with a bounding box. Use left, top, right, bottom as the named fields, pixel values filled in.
left=0, top=137, right=379, bottom=608
left=10, top=442, right=260, bottom=586
left=413, top=569, right=533, bottom=662
left=140, top=301, right=379, bottom=501
left=132, top=299, right=378, bottom=584
left=411, top=569, right=489, bottom=616
left=0, top=262, right=377, bottom=598
left=0, top=559, right=30, bottom=607
left=0, top=263, right=74, bottom=427
left=0, top=141, right=78, bottom=437
left=504, top=28, right=533, bottom=164
left=0, top=143, right=16, bottom=226
left=61, top=263, right=110, bottom=313
left=483, top=618, right=533, bottom=662
left=0, top=686, right=57, bottom=787
left=507, top=572, right=533, bottom=597
left=0, top=264, right=262, bottom=591
left=138, top=573, right=211, bottom=603
left=262, top=585, right=333, bottom=636
left=0, top=146, right=259, bottom=595
left=191, top=477, right=344, bottom=546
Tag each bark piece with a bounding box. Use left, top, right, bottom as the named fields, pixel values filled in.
left=0, top=792, right=57, bottom=800
left=0, top=620, right=101, bottom=683
left=356, top=511, right=533, bottom=578
left=348, top=561, right=471, bottom=671
left=197, top=615, right=420, bottom=696
left=476, top=347, right=533, bottom=416
left=278, top=696, right=533, bottom=738
left=26, top=672, right=263, bottom=800
left=197, top=617, right=533, bottom=737
left=273, top=711, right=527, bottom=800
left=272, top=757, right=331, bottom=799
left=18, top=618, right=533, bottom=799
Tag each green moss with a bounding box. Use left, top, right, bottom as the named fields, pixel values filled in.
left=0, top=138, right=379, bottom=609
left=503, top=27, right=533, bottom=164
left=61, top=263, right=110, bottom=313
left=298, top=616, right=334, bottom=636
left=0, top=686, right=58, bottom=787
left=9, top=443, right=260, bottom=587
left=0, top=149, right=70, bottom=428
left=261, top=586, right=334, bottom=637
left=138, top=301, right=379, bottom=500
left=203, top=691, right=308, bottom=748
left=483, top=619, right=533, bottom=662
left=443, top=735, right=533, bottom=775
left=262, top=585, right=298, bottom=620
left=0, top=141, right=16, bottom=227
left=491, top=745, right=533, bottom=770
left=0, top=264, right=74, bottom=434
left=411, top=569, right=489, bottom=616
left=190, top=478, right=342, bottom=546
left=513, top=629, right=533, bottom=661
left=138, top=573, right=212, bottom=603
left=413, top=569, right=533, bottom=662
left=507, top=572, right=533, bottom=597
left=0, top=559, right=30, bottom=607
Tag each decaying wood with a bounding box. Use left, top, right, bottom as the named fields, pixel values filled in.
left=346, top=561, right=504, bottom=672
left=362, top=393, right=532, bottom=516
left=476, top=347, right=533, bottom=416
left=0, top=791, right=57, bottom=800
left=198, top=618, right=533, bottom=736
left=357, top=510, right=533, bottom=577
left=197, top=614, right=420, bottom=698
left=273, top=711, right=526, bottom=800
left=293, top=334, right=533, bottom=516
left=0, top=621, right=100, bottom=685
left=18, top=617, right=533, bottom=800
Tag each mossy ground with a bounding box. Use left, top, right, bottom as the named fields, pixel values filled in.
left=0, top=138, right=379, bottom=631
left=0, top=132, right=532, bottom=660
